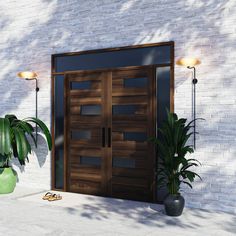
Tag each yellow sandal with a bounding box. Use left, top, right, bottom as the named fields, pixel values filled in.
left=42, top=192, right=53, bottom=200
left=48, top=194, right=62, bottom=201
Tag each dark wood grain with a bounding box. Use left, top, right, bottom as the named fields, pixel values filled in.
left=51, top=42, right=175, bottom=200
left=65, top=71, right=106, bottom=194
left=62, top=67, right=156, bottom=201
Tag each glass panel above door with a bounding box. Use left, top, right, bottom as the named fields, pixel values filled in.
left=54, top=44, right=172, bottom=72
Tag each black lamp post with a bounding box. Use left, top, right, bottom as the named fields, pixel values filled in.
left=176, top=58, right=201, bottom=149
left=18, top=71, right=39, bottom=144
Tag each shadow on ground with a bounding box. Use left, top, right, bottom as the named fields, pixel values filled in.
left=61, top=195, right=236, bottom=233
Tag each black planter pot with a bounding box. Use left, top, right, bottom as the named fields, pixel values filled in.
left=164, top=194, right=185, bottom=216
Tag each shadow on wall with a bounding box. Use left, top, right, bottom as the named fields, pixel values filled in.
left=11, top=134, right=50, bottom=175
left=0, top=0, right=235, bottom=209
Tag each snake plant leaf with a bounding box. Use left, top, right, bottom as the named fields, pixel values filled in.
left=5, top=114, right=17, bottom=125
left=23, top=117, right=52, bottom=150
left=0, top=118, right=11, bottom=155
left=0, top=154, right=6, bottom=167
left=12, top=140, right=18, bottom=158
left=24, top=135, right=32, bottom=155
left=16, top=121, right=36, bottom=148
left=24, top=137, right=31, bottom=162
left=12, top=127, right=29, bottom=165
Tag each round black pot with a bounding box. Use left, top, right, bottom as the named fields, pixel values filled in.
left=164, top=194, right=185, bottom=216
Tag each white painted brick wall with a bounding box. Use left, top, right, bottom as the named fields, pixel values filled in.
left=0, top=0, right=236, bottom=213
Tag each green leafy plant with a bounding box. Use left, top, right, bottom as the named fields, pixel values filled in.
left=149, top=111, right=201, bottom=195
left=0, top=114, right=52, bottom=168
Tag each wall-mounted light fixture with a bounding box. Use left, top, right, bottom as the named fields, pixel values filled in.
left=17, top=71, right=39, bottom=144
left=176, top=57, right=201, bottom=149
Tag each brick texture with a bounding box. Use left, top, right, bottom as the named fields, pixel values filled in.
left=0, top=0, right=236, bottom=213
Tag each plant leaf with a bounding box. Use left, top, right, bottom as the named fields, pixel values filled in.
left=23, top=117, right=52, bottom=150
left=0, top=118, right=11, bottom=155
left=16, top=121, right=36, bottom=148
left=181, top=180, right=193, bottom=189
left=12, top=127, right=29, bottom=165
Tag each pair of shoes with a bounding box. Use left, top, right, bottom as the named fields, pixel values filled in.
left=42, top=192, right=62, bottom=201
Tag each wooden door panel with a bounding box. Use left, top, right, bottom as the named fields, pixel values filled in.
left=112, top=168, right=150, bottom=177
left=112, top=122, right=147, bottom=129
left=68, top=73, right=102, bottom=82
left=70, top=165, right=101, bottom=175
left=70, top=179, right=102, bottom=195
left=111, top=67, right=155, bottom=202
left=112, top=149, right=147, bottom=157
left=112, top=96, right=148, bottom=105
left=112, top=184, right=150, bottom=202
left=70, top=90, right=101, bottom=97
left=112, top=88, right=147, bottom=97
left=70, top=97, right=102, bottom=105
left=70, top=171, right=102, bottom=181
left=112, top=142, right=148, bottom=150
left=65, top=71, right=108, bottom=195
left=112, top=176, right=148, bottom=187
left=65, top=66, right=155, bottom=202
left=70, top=141, right=101, bottom=148
left=70, top=147, right=102, bottom=156
left=70, top=117, right=102, bottom=127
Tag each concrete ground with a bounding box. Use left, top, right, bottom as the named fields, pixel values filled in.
left=0, top=187, right=235, bottom=236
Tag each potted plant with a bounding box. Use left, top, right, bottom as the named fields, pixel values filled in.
left=149, top=111, right=201, bottom=216
left=0, top=114, right=52, bottom=194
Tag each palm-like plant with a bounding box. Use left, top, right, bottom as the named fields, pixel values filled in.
left=150, top=111, right=201, bottom=195
left=0, top=114, right=52, bottom=168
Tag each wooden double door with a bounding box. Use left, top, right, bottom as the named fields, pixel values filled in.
left=64, top=66, right=156, bottom=202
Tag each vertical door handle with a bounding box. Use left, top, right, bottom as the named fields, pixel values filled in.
left=102, top=127, right=106, bottom=147
left=108, top=128, right=111, bottom=147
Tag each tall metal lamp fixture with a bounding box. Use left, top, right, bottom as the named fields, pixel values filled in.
left=176, top=58, right=201, bottom=149
left=17, top=71, right=39, bottom=144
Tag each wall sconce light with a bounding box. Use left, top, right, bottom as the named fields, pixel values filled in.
left=176, top=57, right=201, bottom=149
left=17, top=71, right=39, bottom=144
